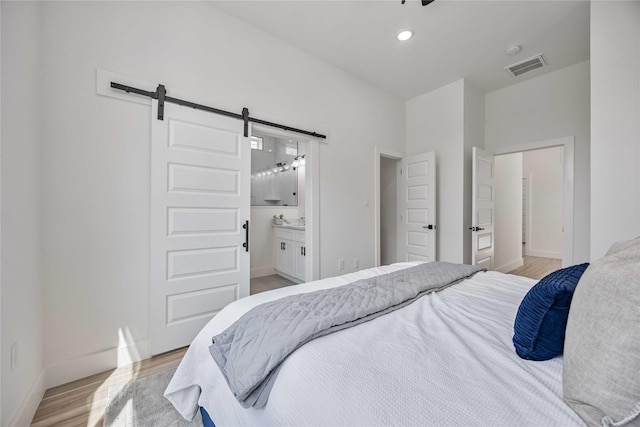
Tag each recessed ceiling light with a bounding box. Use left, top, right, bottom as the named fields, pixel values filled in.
left=397, top=29, right=414, bottom=41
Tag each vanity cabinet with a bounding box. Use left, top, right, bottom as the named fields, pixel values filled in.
left=274, top=228, right=306, bottom=282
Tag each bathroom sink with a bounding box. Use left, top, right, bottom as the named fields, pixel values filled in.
left=284, top=224, right=305, bottom=230
left=273, top=224, right=305, bottom=230
left=273, top=220, right=305, bottom=230
left=273, top=218, right=305, bottom=230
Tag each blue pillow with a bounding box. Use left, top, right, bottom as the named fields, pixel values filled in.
left=513, top=263, right=589, bottom=361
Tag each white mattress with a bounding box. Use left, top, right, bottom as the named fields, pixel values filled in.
left=165, top=262, right=585, bottom=426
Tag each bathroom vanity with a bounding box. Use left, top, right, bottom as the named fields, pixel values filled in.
left=273, top=225, right=306, bottom=282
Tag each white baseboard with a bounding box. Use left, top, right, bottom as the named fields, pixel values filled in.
left=251, top=266, right=275, bottom=279
left=45, top=339, right=149, bottom=389
left=10, top=368, right=46, bottom=427
left=496, top=258, right=524, bottom=274
left=526, top=249, right=562, bottom=259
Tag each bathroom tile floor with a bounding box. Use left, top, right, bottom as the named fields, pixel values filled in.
left=250, top=274, right=297, bottom=295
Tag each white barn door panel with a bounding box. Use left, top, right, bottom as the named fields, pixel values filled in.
left=397, top=151, right=436, bottom=262
left=150, top=100, right=250, bottom=355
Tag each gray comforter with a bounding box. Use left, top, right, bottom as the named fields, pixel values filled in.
left=209, top=261, right=484, bottom=408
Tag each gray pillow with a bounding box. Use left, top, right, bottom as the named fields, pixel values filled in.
left=563, top=241, right=640, bottom=426
left=606, top=235, right=640, bottom=256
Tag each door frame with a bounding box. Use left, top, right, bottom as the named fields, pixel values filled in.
left=374, top=147, right=405, bottom=267
left=471, top=147, right=495, bottom=270
left=493, top=136, right=574, bottom=267
left=252, top=123, right=321, bottom=281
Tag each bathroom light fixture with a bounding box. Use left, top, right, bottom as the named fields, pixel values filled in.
left=397, top=29, right=413, bottom=41
left=255, top=161, right=296, bottom=177
left=291, top=154, right=306, bottom=169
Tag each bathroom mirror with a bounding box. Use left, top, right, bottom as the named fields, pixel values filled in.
left=251, top=133, right=299, bottom=206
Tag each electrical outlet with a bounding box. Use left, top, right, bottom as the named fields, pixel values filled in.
left=354, top=259, right=360, bottom=269
left=11, top=341, right=18, bottom=372
left=338, top=259, right=345, bottom=270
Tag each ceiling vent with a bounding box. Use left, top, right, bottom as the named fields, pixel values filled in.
left=505, top=54, right=547, bottom=78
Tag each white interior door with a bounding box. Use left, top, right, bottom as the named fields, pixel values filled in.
left=397, top=151, right=436, bottom=262
left=149, top=100, right=250, bottom=355
left=471, top=147, right=495, bottom=270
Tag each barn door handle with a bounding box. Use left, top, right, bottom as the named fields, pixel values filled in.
left=242, top=221, right=249, bottom=252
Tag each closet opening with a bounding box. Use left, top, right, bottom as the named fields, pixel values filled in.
left=374, top=147, right=405, bottom=267
left=379, top=156, right=400, bottom=266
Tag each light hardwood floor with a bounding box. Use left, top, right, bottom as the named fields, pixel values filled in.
left=31, top=347, right=188, bottom=426
left=31, top=275, right=296, bottom=426
left=508, top=255, right=561, bottom=280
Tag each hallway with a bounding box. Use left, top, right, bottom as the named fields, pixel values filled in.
left=508, top=256, right=561, bottom=280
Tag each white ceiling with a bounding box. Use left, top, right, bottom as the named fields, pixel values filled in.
left=209, top=0, right=590, bottom=100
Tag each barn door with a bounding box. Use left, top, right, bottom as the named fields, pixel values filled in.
left=397, top=151, right=437, bottom=262
left=149, top=100, right=250, bottom=355
left=471, top=147, right=495, bottom=270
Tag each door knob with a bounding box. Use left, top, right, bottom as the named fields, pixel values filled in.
left=422, top=224, right=436, bottom=230
left=468, top=226, right=485, bottom=231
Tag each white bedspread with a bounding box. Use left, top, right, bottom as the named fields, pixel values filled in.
left=165, top=262, right=585, bottom=426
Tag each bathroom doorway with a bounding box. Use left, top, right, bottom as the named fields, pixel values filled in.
left=248, top=126, right=319, bottom=288
left=492, top=137, right=573, bottom=274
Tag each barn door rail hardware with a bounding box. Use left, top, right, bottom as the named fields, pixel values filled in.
left=110, top=82, right=327, bottom=140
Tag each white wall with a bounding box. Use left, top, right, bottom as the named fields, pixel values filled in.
left=590, top=1, right=640, bottom=259
left=1, top=2, right=45, bottom=425
left=380, top=156, right=397, bottom=265
left=523, top=147, right=563, bottom=259
left=494, top=153, right=523, bottom=272
left=406, top=80, right=465, bottom=263
left=406, top=79, right=484, bottom=264
left=485, top=61, right=590, bottom=264
left=33, top=1, right=404, bottom=388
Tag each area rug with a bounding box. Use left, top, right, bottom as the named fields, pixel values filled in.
left=103, top=367, right=202, bottom=426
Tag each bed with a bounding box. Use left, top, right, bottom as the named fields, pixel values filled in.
left=167, top=240, right=640, bottom=427
left=165, top=261, right=589, bottom=426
